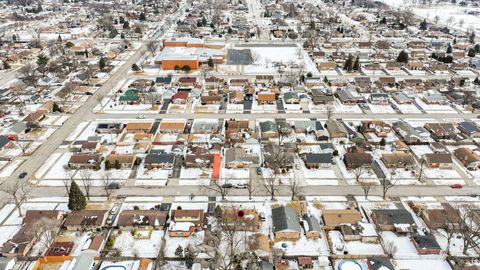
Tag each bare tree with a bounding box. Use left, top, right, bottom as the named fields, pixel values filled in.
left=352, top=165, right=368, bottom=183
left=19, top=63, right=37, bottom=87
left=102, top=171, right=114, bottom=199
left=146, top=41, right=157, bottom=56
left=79, top=169, right=93, bottom=199
left=380, top=167, right=399, bottom=199
left=203, top=178, right=232, bottom=201
left=359, top=181, right=374, bottom=199
left=27, top=217, right=62, bottom=255
left=0, top=180, right=29, bottom=217
left=246, top=175, right=256, bottom=200
left=288, top=178, right=302, bottom=200
left=326, top=104, right=334, bottom=120
left=63, top=170, right=74, bottom=195
left=263, top=176, right=278, bottom=201
left=16, top=141, right=31, bottom=155
left=207, top=205, right=256, bottom=270
left=458, top=205, right=480, bottom=254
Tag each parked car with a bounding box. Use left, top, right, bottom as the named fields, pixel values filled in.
left=222, top=183, right=233, bottom=188
left=256, top=167, right=262, bottom=175
left=19, top=172, right=27, bottom=179
left=450, top=184, right=463, bottom=189
left=235, top=184, right=248, bottom=189
left=137, top=114, right=146, bottom=119
left=107, top=182, right=121, bottom=189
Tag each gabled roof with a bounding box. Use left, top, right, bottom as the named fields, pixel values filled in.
left=271, top=206, right=301, bottom=233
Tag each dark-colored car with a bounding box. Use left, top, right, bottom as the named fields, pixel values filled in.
left=19, top=172, right=27, bottom=179
left=256, top=167, right=262, bottom=175
left=222, top=183, right=233, bottom=188
left=107, top=182, right=121, bottom=189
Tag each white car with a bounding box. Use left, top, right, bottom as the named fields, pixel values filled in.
left=136, top=114, right=146, bottom=119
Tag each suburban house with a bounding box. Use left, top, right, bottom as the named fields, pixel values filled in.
left=169, top=209, right=204, bottom=237
left=144, top=152, right=175, bottom=169
left=423, top=153, right=453, bottom=169
left=326, top=119, right=348, bottom=138
left=257, top=93, right=276, bottom=105
left=302, top=214, right=321, bottom=239
left=222, top=208, right=261, bottom=231
left=105, top=154, right=136, bottom=169
left=67, top=154, right=102, bottom=169
left=311, top=88, right=334, bottom=104
left=424, top=123, right=458, bottom=141
left=458, top=121, right=480, bottom=138
left=125, top=122, right=153, bottom=134
left=322, top=209, right=362, bottom=230
left=381, top=153, right=415, bottom=169
left=343, top=147, right=373, bottom=169
left=259, top=121, right=279, bottom=139
left=224, top=147, right=260, bottom=168
left=301, top=153, right=333, bottom=169
left=371, top=209, right=416, bottom=232
left=64, top=210, right=109, bottom=231
left=272, top=206, right=301, bottom=241
left=95, top=123, right=124, bottom=134
left=1, top=210, right=63, bottom=257
left=412, top=234, right=441, bottom=255
left=454, top=147, right=480, bottom=170
left=116, top=210, right=168, bottom=230
left=159, top=120, right=186, bottom=133
left=419, top=203, right=461, bottom=230
left=366, top=257, right=394, bottom=270
left=264, top=143, right=295, bottom=170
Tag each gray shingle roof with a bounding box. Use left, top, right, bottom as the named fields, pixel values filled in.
left=272, top=206, right=301, bottom=233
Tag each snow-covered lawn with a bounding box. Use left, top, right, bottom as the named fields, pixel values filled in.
left=381, top=231, right=418, bottom=259
left=0, top=159, right=24, bottom=177
left=164, top=231, right=205, bottom=258
left=368, top=104, right=396, bottom=114
left=274, top=235, right=329, bottom=256
left=329, top=230, right=384, bottom=256
left=114, top=230, right=164, bottom=257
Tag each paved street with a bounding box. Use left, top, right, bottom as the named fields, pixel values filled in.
left=26, top=184, right=480, bottom=198
left=95, top=112, right=479, bottom=120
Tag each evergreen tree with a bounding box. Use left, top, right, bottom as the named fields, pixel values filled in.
left=475, top=44, right=480, bottom=53
left=352, top=56, right=360, bottom=71
left=453, top=37, right=457, bottom=45
left=446, top=43, right=452, bottom=54
left=344, top=54, right=354, bottom=72
left=99, top=58, right=106, bottom=70
left=467, top=48, right=476, bottom=57
left=134, top=26, right=142, bottom=35
left=68, top=181, right=86, bottom=211
left=3, top=61, right=11, bottom=70
left=207, top=57, right=214, bottom=68
left=139, top=12, right=146, bottom=21
left=469, top=32, right=476, bottom=44
left=397, top=50, right=409, bottom=63
left=131, top=63, right=141, bottom=71
left=57, top=35, right=62, bottom=43
left=123, top=21, right=130, bottom=29
left=419, top=19, right=428, bottom=30
left=119, top=16, right=125, bottom=24
left=379, top=138, right=386, bottom=147
left=36, top=54, right=49, bottom=67
left=174, top=245, right=184, bottom=258
left=109, top=28, right=118, bottom=39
